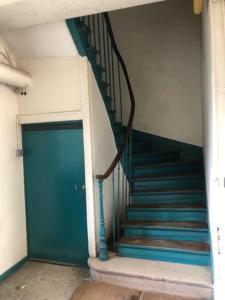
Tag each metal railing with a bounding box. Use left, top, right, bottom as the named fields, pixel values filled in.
left=73, top=12, right=135, bottom=260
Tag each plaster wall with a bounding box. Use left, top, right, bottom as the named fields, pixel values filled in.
left=110, top=0, right=202, bottom=146
left=201, top=1, right=225, bottom=299
left=0, top=84, right=27, bottom=276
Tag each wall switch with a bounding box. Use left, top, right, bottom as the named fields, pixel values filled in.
left=16, top=149, right=23, bottom=157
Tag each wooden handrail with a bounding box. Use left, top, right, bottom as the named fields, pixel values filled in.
left=96, top=12, right=135, bottom=181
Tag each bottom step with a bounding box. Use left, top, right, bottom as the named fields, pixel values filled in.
left=88, top=255, right=212, bottom=299
left=117, top=237, right=210, bottom=266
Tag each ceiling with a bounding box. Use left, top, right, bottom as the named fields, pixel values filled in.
left=0, top=0, right=166, bottom=29
left=1, top=21, right=78, bottom=58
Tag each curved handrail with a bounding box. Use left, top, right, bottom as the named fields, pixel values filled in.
left=96, top=12, right=135, bottom=181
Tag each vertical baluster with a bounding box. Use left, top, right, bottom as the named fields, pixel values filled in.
left=92, top=15, right=97, bottom=50
left=118, top=61, right=123, bottom=144
left=125, top=140, right=128, bottom=209
left=107, top=31, right=112, bottom=98
left=117, top=162, right=120, bottom=242
left=112, top=171, right=116, bottom=249
left=111, top=45, right=116, bottom=112
left=123, top=146, right=125, bottom=220
left=129, top=131, right=133, bottom=205
left=97, top=14, right=102, bottom=67
left=87, top=16, right=91, bottom=46
left=97, top=179, right=108, bottom=261
left=102, top=15, right=107, bottom=83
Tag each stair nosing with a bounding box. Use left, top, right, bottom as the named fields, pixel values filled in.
left=122, top=224, right=208, bottom=232
left=117, top=241, right=210, bottom=255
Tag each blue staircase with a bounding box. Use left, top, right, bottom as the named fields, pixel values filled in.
left=117, top=141, right=210, bottom=266
left=67, top=13, right=210, bottom=267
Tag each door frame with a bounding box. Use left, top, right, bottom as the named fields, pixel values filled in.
left=21, top=120, right=89, bottom=265
left=17, top=111, right=97, bottom=259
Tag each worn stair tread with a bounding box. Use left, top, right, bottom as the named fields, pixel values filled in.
left=119, top=237, right=210, bottom=252
left=122, top=220, right=208, bottom=229
left=128, top=203, right=206, bottom=209
left=132, top=173, right=204, bottom=181
left=131, top=188, right=205, bottom=195
left=133, top=159, right=203, bottom=169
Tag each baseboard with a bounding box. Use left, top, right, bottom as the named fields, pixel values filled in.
left=0, top=257, right=28, bottom=282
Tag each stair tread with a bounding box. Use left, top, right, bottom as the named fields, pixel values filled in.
left=128, top=203, right=206, bottom=209
left=134, top=160, right=203, bottom=169
left=132, top=173, right=204, bottom=181
left=133, top=150, right=180, bottom=157
left=119, top=237, right=210, bottom=252
left=131, top=188, right=205, bottom=195
left=122, top=220, right=208, bottom=229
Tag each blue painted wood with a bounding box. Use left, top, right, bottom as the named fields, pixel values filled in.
left=22, top=122, right=88, bottom=267
left=0, top=257, right=27, bottom=282
left=132, top=161, right=203, bottom=177
left=131, top=190, right=206, bottom=205
left=132, top=175, right=205, bottom=190
left=66, top=19, right=87, bottom=57
left=123, top=226, right=209, bottom=242
left=131, top=128, right=203, bottom=160
left=97, top=179, right=108, bottom=261
left=118, top=244, right=210, bottom=266
left=127, top=208, right=207, bottom=222
left=132, top=142, right=153, bottom=153
left=132, top=151, right=180, bottom=165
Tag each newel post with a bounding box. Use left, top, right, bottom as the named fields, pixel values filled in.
left=97, top=179, right=108, bottom=261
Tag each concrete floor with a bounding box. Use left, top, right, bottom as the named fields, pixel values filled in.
left=0, top=261, right=89, bottom=300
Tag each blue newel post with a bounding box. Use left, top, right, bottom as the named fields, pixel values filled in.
left=97, top=179, right=109, bottom=261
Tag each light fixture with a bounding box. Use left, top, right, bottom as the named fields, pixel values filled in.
left=193, top=0, right=203, bottom=15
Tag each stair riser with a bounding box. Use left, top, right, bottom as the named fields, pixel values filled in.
left=132, top=154, right=179, bottom=165
left=132, top=178, right=205, bottom=190
left=127, top=210, right=207, bottom=222
left=118, top=245, right=210, bottom=266
left=132, top=144, right=152, bottom=153
left=123, top=228, right=208, bottom=242
left=133, top=165, right=203, bottom=177
left=131, top=193, right=205, bottom=205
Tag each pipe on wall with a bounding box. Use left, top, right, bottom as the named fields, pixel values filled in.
left=0, top=62, right=32, bottom=88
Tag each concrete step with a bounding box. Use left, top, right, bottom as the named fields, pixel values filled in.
left=88, top=255, right=212, bottom=299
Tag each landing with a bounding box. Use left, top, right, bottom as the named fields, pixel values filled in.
left=88, top=254, right=212, bottom=299
left=0, top=261, right=89, bottom=300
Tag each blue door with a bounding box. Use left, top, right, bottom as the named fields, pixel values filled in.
left=22, top=122, right=88, bottom=267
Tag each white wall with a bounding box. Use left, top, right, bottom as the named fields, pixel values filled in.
left=17, top=57, right=82, bottom=116
left=0, top=84, right=27, bottom=275
left=202, top=1, right=225, bottom=299
left=2, top=21, right=77, bottom=58
left=110, top=0, right=202, bottom=146
left=87, top=63, right=118, bottom=245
